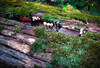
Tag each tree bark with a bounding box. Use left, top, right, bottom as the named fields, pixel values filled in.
left=0, top=35, right=30, bottom=53
left=1, top=29, right=37, bottom=45
left=0, top=45, right=46, bottom=68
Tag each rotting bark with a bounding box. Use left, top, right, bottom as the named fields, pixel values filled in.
left=0, top=35, right=30, bottom=53
left=3, top=23, right=36, bottom=36
left=0, top=45, right=46, bottom=68
left=1, top=29, right=37, bottom=45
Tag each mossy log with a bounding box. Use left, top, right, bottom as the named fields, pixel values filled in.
left=1, top=29, right=37, bottom=45
left=4, top=26, right=36, bottom=36
left=0, top=45, right=46, bottom=68
left=0, top=18, right=20, bottom=26
left=0, top=35, right=30, bottom=53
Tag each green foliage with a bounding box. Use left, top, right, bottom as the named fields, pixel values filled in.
left=30, top=38, right=49, bottom=53
left=31, top=27, right=100, bottom=68
left=13, top=26, right=22, bottom=33
left=77, top=49, right=86, bottom=56
left=61, top=45, right=73, bottom=52
left=34, top=27, right=50, bottom=38
left=53, top=56, right=68, bottom=67
left=26, top=2, right=100, bottom=23
left=9, top=13, right=14, bottom=18
left=0, top=0, right=24, bottom=6
left=66, top=53, right=82, bottom=68
left=14, top=6, right=31, bottom=16
left=32, top=0, right=100, bottom=16
left=42, top=14, right=60, bottom=22
left=83, top=32, right=100, bottom=42
left=12, top=26, right=22, bottom=35
left=45, top=62, right=52, bottom=68
left=1, top=1, right=100, bottom=23
left=13, top=5, right=42, bottom=16
left=1, top=3, right=42, bottom=17
left=81, top=32, right=100, bottom=68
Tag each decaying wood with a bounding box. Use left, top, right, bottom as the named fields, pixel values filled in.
left=0, top=45, right=46, bottom=68
left=0, top=17, right=25, bottom=28
left=4, top=24, right=36, bottom=36
left=0, top=17, right=47, bottom=68
left=21, top=29, right=35, bottom=36
left=0, top=17, right=6, bottom=22
left=0, top=19, right=20, bottom=26
left=62, top=25, right=80, bottom=32
left=0, top=35, right=30, bottom=53
left=1, top=29, right=37, bottom=45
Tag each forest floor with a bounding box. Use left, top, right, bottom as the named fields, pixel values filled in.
left=0, top=17, right=100, bottom=68
left=0, top=17, right=46, bottom=68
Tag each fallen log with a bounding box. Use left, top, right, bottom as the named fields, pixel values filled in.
left=0, top=17, right=7, bottom=22
left=59, top=28, right=79, bottom=36
left=1, top=29, right=37, bottom=45
left=62, top=25, right=80, bottom=32
left=4, top=26, right=36, bottom=36
left=0, top=20, right=20, bottom=26
left=21, top=29, right=35, bottom=36
left=0, top=17, right=37, bottom=36
left=0, top=35, right=30, bottom=53
left=0, top=21, right=14, bottom=26
left=0, top=45, right=46, bottom=68
left=0, top=17, right=25, bottom=28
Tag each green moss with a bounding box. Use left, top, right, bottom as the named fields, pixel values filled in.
left=26, top=2, right=100, bottom=23
left=31, top=27, right=100, bottom=68
left=2, top=1, right=100, bottom=23
left=13, top=26, right=22, bottom=33
left=30, top=38, right=49, bottom=53
left=12, top=26, right=23, bottom=35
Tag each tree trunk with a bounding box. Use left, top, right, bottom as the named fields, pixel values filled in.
left=0, top=45, right=46, bottom=68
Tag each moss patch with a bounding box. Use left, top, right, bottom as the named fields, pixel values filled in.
left=1, top=1, right=100, bottom=23
left=30, top=27, right=100, bottom=68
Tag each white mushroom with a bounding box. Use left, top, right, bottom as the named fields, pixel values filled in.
left=47, top=23, right=50, bottom=26
left=32, top=16, right=36, bottom=21
left=49, top=23, right=53, bottom=27
left=43, top=22, right=47, bottom=26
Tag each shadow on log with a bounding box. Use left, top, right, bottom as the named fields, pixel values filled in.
left=0, top=45, right=46, bottom=68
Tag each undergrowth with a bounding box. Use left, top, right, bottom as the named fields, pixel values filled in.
left=30, top=27, right=100, bottom=68
left=12, top=26, right=23, bottom=35
left=1, top=1, right=100, bottom=23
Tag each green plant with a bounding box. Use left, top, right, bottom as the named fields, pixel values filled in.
left=61, top=45, right=73, bottom=52
left=31, top=28, right=100, bottom=68
left=52, top=53, right=82, bottom=68
left=53, top=56, right=68, bottom=67
left=1, top=1, right=100, bottom=23
left=83, top=32, right=100, bottom=41
left=77, top=49, right=86, bottom=56
left=34, top=27, right=50, bottom=38
left=66, top=53, right=82, bottom=68
left=13, top=26, right=22, bottom=33
left=45, top=62, right=52, bottom=68
left=12, top=26, right=22, bottom=35
left=30, top=38, right=50, bottom=53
